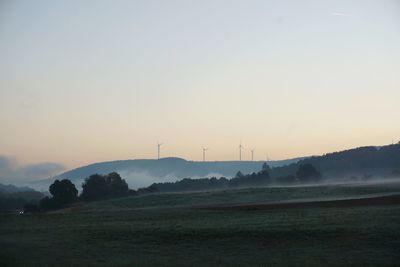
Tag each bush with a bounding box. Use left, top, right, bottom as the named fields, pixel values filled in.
left=80, top=172, right=129, bottom=201
left=106, top=172, right=129, bottom=198
left=39, top=179, right=78, bottom=211
left=49, top=179, right=78, bottom=205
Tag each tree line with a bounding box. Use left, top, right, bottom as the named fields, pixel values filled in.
left=0, top=190, right=44, bottom=212
left=24, top=172, right=131, bottom=213
left=268, top=144, right=400, bottom=179
left=23, top=163, right=322, bottom=213
left=140, top=163, right=322, bottom=193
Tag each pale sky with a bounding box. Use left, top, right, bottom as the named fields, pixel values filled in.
left=0, top=0, right=399, bottom=169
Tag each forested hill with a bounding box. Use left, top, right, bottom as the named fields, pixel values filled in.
left=0, top=183, right=44, bottom=212
left=139, top=144, right=400, bottom=193
left=270, top=144, right=400, bottom=180
left=37, top=157, right=304, bottom=189
left=36, top=144, right=400, bottom=190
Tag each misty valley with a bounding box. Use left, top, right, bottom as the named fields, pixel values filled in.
left=1, top=144, right=400, bottom=266
left=1, top=1, right=399, bottom=266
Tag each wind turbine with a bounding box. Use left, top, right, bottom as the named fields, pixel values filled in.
left=250, top=148, right=255, bottom=161
left=202, top=147, right=208, bottom=162
left=157, top=142, right=163, bottom=160
left=239, top=142, right=244, bottom=161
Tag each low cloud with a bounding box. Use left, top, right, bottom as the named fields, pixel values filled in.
left=0, top=156, right=17, bottom=177
left=119, top=170, right=230, bottom=190
left=119, top=170, right=178, bottom=189
left=0, top=155, right=65, bottom=185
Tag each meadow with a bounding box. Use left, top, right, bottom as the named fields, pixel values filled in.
left=1, top=181, right=400, bottom=266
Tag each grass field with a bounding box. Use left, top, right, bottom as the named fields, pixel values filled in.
left=1, top=181, right=400, bottom=266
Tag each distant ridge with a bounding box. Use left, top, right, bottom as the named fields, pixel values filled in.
left=0, top=183, right=35, bottom=194
left=34, top=143, right=400, bottom=190
left=269, top=144, right=400, bottom=181
left=36, top=157, right=305, bottom=189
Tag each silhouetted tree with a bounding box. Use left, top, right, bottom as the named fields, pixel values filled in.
left=230, top=165, right=271, bottom=187
left=80, top=174, right=109, bottom=201
left=80, top=172, right=129, bottom=201
left=49, top=179, right=78, bottom=205
left=296, top=164, right=322, bottom=182
left=105, top=172, right=129, bottom=198
left=38, top=179, right=78, bottom=211
left=258, top=163, right=271, bottom=183
left=235, top=171, right=244, bottom=178
left=262, top=162, right=270, bottom=172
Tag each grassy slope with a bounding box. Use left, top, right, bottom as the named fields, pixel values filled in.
left=1, top=182, right=400, bottom=267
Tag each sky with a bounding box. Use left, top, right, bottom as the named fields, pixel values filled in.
left=0, top=0, right=399, bottom=170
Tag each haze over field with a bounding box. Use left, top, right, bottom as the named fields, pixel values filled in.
left=1, top=2, right=400, bottom=266
left=0, top=0, right=399, bottom=172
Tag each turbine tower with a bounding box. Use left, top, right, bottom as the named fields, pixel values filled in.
left=202, top=147, right=208, bottom=162
left=157, top=142, right=163, bottom=160
left=250, top=148, right=255, bottom=161
left=239, top=142, right=244, bottom=161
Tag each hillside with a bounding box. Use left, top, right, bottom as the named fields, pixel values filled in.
left=0, top=183, right=44, bottom=212
left=37, top=157, right=304, bottom=189
left=0, top=183, right=35, bottom=194
left=271, top=144, right=400, bottom=181
left=34, top=144, right=400, bottom=191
